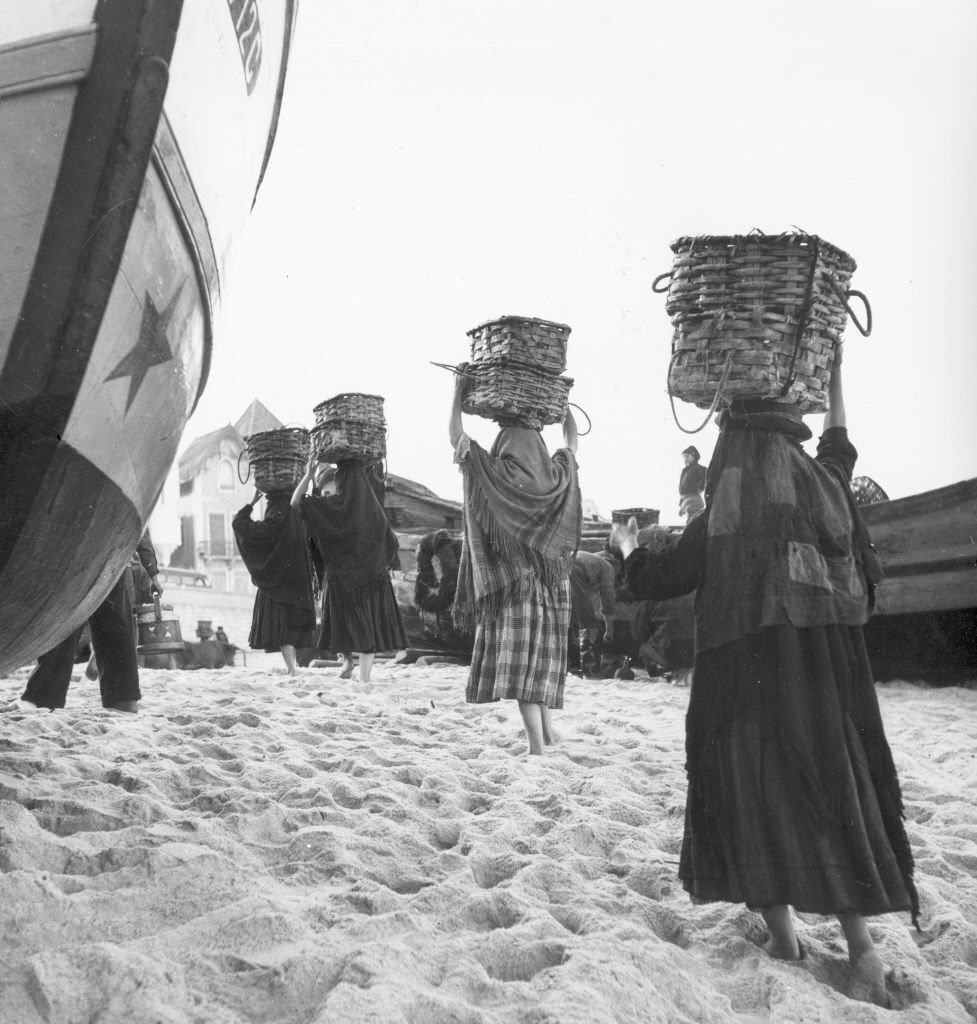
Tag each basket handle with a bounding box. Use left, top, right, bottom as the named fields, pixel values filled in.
left=568, top=401, right=592, bottom=436
left=651, top=271, right=672, bottom=294
left=824, top=275, right=873, bottom=337
left=236, top=448, right=251, bottom=484
left=667, top=349, right=735, bottom=435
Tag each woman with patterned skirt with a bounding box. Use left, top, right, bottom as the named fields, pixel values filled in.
left=448, top=369, right=582, bottom=755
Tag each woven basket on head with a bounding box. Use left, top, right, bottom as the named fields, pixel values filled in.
left=461, top=360, right=573, bottom=428
left=311, top=420, right=386, bottom=462
left=244, top=427, right=310, bottom=492
left=653, top=232, right=871, bottom=414
left=466, top=315, right=571, bottom=375
left=313, top=393, right=385, bottom=429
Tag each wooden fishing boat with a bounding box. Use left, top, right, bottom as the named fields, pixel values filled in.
left=860, top=476, right=977, bottom=617
left=0, top=0, right=298, bottom=673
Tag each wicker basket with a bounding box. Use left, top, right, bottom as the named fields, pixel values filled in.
left=244, top=427, right=310, bottom=492
left=311, top=420, right=386, bottom=462
left=313, top=393, right=385, bottom=429
left=461, top=360, right=573, bottom=428
left=655, top=233, right=869, bottom=413
left=466, top=315, right=570, bottom=374
left=611, top=507, right=660, bottom=528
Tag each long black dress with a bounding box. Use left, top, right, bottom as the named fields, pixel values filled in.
left=300, top=461, right=406, bottom=655
left=624, top=416, right=917, bottom=922
left=233, top=492, right=316, bottom=652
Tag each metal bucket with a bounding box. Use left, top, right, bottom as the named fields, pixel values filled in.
left=135, top=597, right=185, bottom=654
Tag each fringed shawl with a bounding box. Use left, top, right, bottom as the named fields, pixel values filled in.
left=232, top=492, right=315, bottom=608
left=300, top=461, right=398, bottom=596
left=453, top=427, right=581, bottom=631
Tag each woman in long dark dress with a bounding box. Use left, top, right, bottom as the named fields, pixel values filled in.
left=291, top=458, right=405, bottom=682
left=612, top=346, right=917, bottom=1006
left=233, top=488, right=317, bottom=675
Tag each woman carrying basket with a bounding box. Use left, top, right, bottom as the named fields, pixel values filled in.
left=448, top=367, right=582, bottom=756
left=612, top=344, right=916, bottom=1006
left=291, top=459, right=405, bottom=683
left=233, top=489, right=317, bottom=676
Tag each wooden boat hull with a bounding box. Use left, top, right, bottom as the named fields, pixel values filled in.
left=0, top=0, right=297, bottom=673
left=861, top=477, right=977, bottom=616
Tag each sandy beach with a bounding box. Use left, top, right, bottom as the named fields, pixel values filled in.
left=1, top=661, right=975, bottom=1024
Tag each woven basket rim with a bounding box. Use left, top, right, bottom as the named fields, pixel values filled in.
left=669, top=232, right=856, bottom=270
left=466, top=314, right=572, bottom=337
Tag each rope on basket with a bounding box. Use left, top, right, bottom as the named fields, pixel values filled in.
left=667, top=349, right=735, bottom=435
left=236, top=448, right=251, bottom=484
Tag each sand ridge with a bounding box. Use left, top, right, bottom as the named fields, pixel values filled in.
left=1, top=663, right=975, bottom=1023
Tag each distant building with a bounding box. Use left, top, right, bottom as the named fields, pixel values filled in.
left=170, top=399, right=283, bottom=593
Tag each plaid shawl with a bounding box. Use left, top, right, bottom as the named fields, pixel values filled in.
left=453, top=428, right=581, bottom=632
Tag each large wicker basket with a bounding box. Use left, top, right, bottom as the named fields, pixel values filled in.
left=466, top=315, right=570, bottom=374
left=312, top=392, right=387, bottom=462
left=244, top=427, right=310, bottom=492
left=654, top=232, right=871, bottom=413
left=461, top=360, right=573, bottom=428
left=611, top=507, right=660, bottom=528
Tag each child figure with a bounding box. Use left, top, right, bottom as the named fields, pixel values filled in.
left=233, top=488, right=317, bottom=676
left=449, top=369, right=582, bottom=755
left=291, top=458, right=405, bottom=683
left=612, top=344, right=916, bottom=1006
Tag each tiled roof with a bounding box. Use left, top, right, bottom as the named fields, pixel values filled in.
left=234, top=399, right=282, bottom=439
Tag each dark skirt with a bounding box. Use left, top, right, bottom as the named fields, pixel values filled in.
left=319, top=574, right=407, bottom=654
left=249, top=590, right=317, bottom=652
left=680, top=622, right=918, bottom=920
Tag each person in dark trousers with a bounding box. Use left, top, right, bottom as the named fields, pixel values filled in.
left=678, top=445, right=707, bottom=523
left=22, top=530, right=162, bottom=713
left=568, top=549, right=617, bottom=677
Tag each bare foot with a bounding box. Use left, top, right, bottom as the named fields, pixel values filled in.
left=849, top=949, right=888, bottom=1006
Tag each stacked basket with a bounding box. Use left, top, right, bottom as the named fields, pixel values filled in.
left=654, top=232, right=871, bottom=414
left=312, top=392, right=386, bottom=462
left=244, top=427, right=310, bottom=492
left=462, top=315, right=573, bottom=428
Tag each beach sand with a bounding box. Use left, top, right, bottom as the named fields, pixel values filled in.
left=1, top=660, right=975, bottom=1023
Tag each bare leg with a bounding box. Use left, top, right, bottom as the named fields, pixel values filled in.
left=281, top=644, right=297, bottom=676
left=359, top=652, right=374, bottom=683
left=541, top=705, right=559, bottom=745
left=339, top=653, right=354, bottom=679
left=839, top=912, right=887, bottom=1006
left=760, top=905, right=801, bottom=961
left=517, top=701, right=545, bottom=755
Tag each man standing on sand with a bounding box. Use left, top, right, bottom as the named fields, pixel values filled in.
left=21, top=530, right=162, bottom=713
left=678, top=445, right=707, bottom=524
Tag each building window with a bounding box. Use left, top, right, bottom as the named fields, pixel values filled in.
left=209, top=513, right=227, bottom=556
left=180, top=479, right=193, bottom=496
left=444, top=514, right=458, bottom=530
left=218, top=459, right=235, bottom=490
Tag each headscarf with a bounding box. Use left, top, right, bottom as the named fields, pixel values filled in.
left=232, top=491, right=314, bottom=607
left=453, top=427, right=581, bottom=630
left=300, top=460, right=398, bottom=594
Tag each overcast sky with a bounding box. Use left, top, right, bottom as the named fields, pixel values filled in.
left=186, top=0, right=977, bottom=523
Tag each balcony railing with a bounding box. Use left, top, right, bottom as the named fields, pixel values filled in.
left=196, top=540, right=237, bottom=560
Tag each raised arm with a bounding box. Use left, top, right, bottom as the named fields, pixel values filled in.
left=448, top=365, right=467, bottom=449
left=825, top=341, right=846, bottom=430
left=562, top=407, right=578, bottom=453
left=291, top=458, right=315, bottom=508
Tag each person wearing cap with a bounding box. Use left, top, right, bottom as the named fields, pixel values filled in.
left=679, top=445, right=707, bottom=523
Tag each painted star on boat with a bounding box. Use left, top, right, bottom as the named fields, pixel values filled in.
left=105, top=284, right=183, bottom=412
